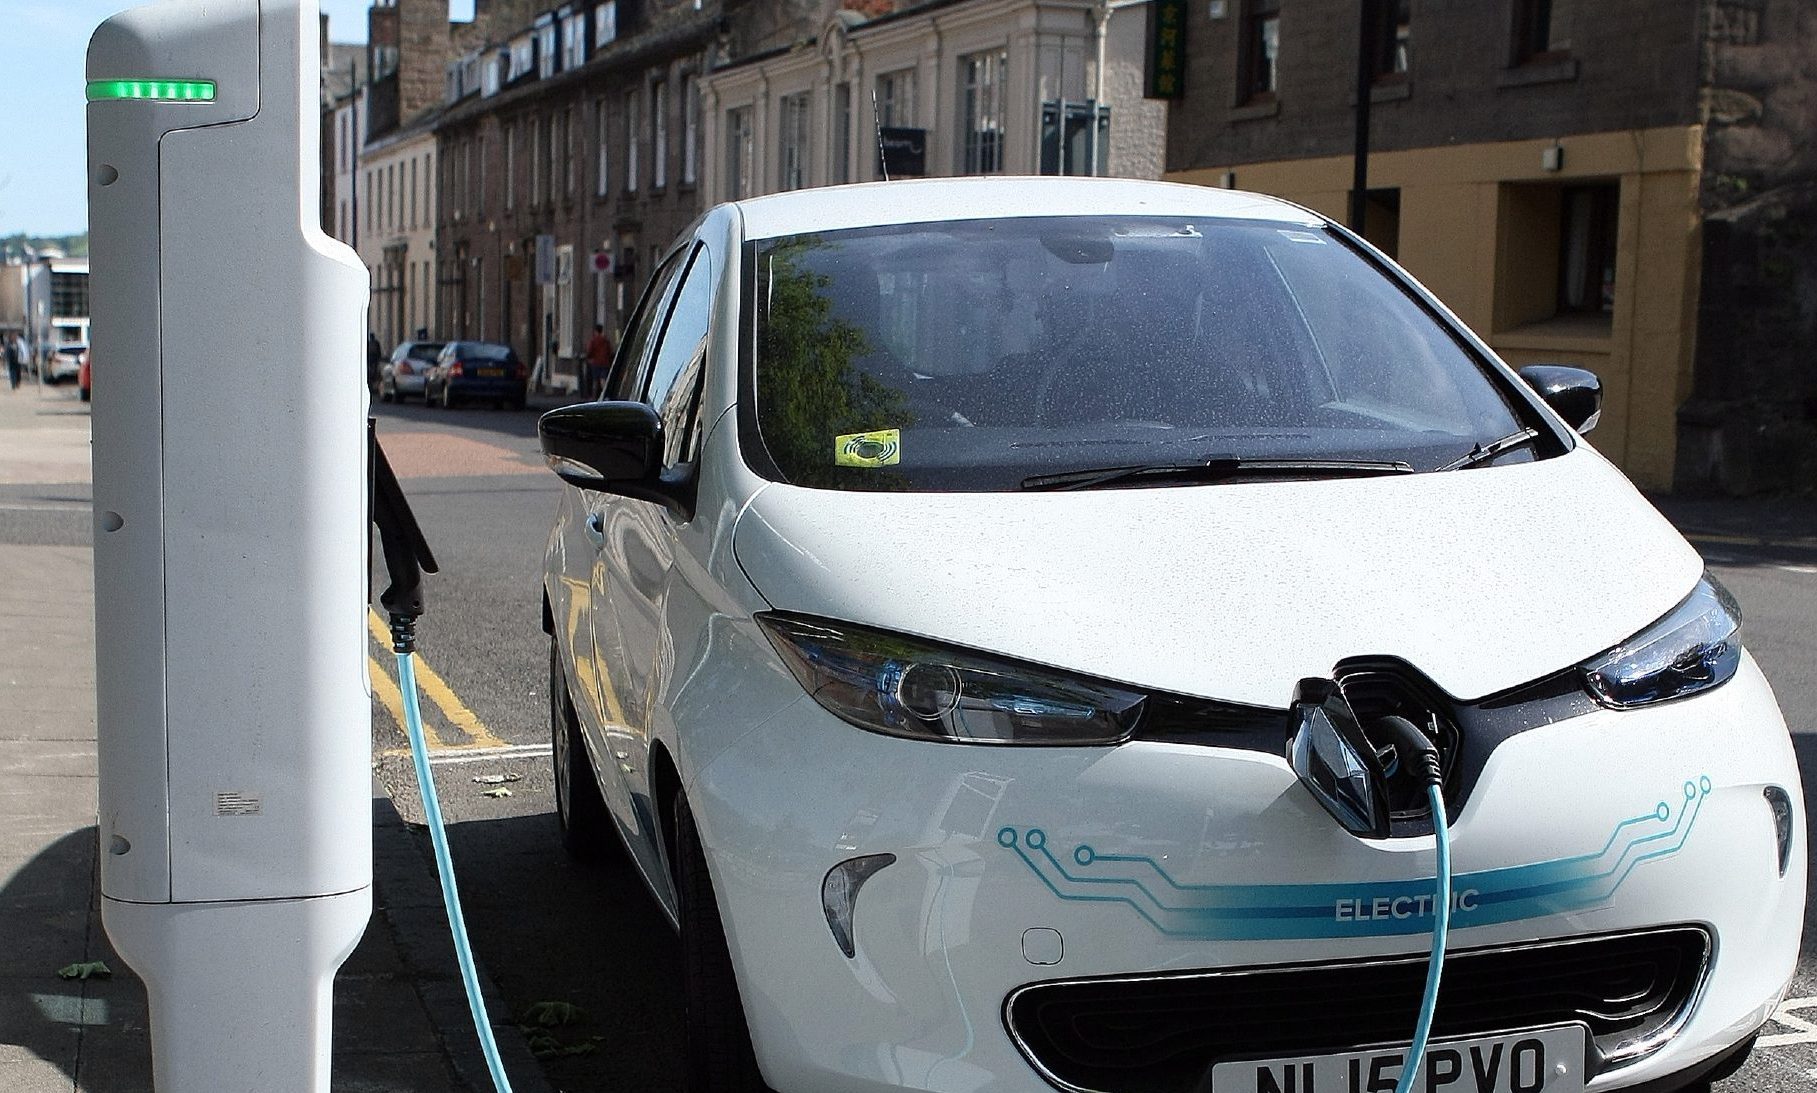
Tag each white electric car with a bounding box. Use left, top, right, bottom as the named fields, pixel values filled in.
left=538, top=177, right=1804, bottom=1093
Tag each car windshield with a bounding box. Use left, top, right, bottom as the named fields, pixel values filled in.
left=745, top=216, right=1534, bottom=492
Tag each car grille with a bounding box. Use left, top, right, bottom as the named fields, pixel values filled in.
left=1003, top=926, right=1710, bottom=1093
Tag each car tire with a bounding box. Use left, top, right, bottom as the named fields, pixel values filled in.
left=79, top=387, right=90, bottom=403
left=675, top=795, right=774, bottom=1093
left=441, top=383, right=455, bottom=410
left=380, top=383, right=394, bottom=404
left=550, top=638, right=616, bottom=862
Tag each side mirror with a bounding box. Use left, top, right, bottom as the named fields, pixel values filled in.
left=537, top=401, right=697, bottom=518
left=1518, top=364, right=1602, bottom=434
left=1286, top=678, right=1391, bottom=840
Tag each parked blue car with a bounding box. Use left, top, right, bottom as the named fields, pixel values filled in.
left=426, top=341, right=528, bottom=410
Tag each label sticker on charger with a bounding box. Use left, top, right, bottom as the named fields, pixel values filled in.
left=835, top=429, right=901, bottom=467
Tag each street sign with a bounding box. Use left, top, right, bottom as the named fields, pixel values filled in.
left=879, top=126, right=927, bottom=177
left=535, top=233, right=555, bottom=285
left=592, top=249, right=612, bottom=273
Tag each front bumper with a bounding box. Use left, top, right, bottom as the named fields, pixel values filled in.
left=689, top=654, right=1804, bottom=1092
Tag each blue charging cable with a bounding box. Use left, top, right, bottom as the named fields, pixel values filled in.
left=395, top=641, right=516, bottom=1093
left=1396, top=782, right=1453, bottom=1093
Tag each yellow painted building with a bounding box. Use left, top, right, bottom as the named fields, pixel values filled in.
left=1171, top=127, right=1703, bottom=491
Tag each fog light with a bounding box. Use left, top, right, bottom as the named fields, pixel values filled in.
left=1764, top=786, right=1795, bottom=877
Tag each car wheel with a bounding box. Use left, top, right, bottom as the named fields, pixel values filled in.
left=441, top=382, right=455, bottom=410
left=380, top=382, right=394, bottom=403
left=550, top=638, right=616, bottom=862
left=79, top=387, right=90, bottom=403
left=675, top=795, right=774, bottom=1093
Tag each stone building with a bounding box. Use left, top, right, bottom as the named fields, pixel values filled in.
left=433, top=1, right=720, bottom=391
left=696, top=0, right=1167, bottom=204
left=1163, top=0, right=1816, bottom=493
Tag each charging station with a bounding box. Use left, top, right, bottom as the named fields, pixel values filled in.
left=87, top=1, right=372, bottom=1087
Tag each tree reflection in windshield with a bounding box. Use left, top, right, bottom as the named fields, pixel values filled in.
left=756, top=237, right=915, bottom=489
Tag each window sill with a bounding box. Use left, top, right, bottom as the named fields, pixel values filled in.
left=1496, top=57, right=1579, bottom=88
left=1349, top=81, right=1411, bottom=106
left=1229, top=98, right=1280, bottom=123
left=1492, top=313, right=1613, bottom=354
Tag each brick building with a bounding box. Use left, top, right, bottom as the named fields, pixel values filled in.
left=1164, top=0, right=1817, bottom=493
left=433, top=1, right=719, bottom=392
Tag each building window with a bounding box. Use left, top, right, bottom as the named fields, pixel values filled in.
left=409, top=158, right=418, bottom=228
left=652, top=78, right=669, bottom=189
left=537, top=17, right=558, bottom=79
left=726, top=106, right=754, bottom=200
left=1240, top=0, right=1281, bottom=102
left=562, top=11, right=587, bottom=69
left=958, top=50, right=1007, bottom=174
left=875, top=67, right=915, bottom=127
left=563, top=107, right=576, bottom=197
left=506, top=123, right=517, bottom=209
left=1514, top=0, right=1573, bottom=63
left=595, top=2, right=618, bottom=47
left=1369, top=0, right=1410, bottom=80
left=778, top=91, right=811, bottom=191
left=531, top=116, right=545, bottom=205
left=596, top=98, right=611, bottom=195
left=832, top=82, right=852, bottom=185
left=476, top=137, right=486, bottom=215
left=1558, top=183, right=1617, bottom=315
left=681, top=75, right=699, bottom=185
left=624, top=89, right=640, bottom=192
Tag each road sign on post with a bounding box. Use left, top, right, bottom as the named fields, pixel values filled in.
left=87, top=1, right=372, bottom=1088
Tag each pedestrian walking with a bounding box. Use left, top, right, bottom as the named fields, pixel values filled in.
left=584, top=324, right=614, bottom=399
left=4, top=334, right=21, bottom=391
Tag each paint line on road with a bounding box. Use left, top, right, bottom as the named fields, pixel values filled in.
left=377, top=743, right=554, bottom=765
left=366, top=608, right=510, bottom=750
left=367, top=654, right=411, bottom=736
left=1759, top=996, right=1817, bottom=1048
left=1777, top=564, right=1817, bottom=575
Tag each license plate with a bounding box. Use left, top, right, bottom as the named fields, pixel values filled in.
left=1210, top=1024, right=1585, bottom=1093
left=477, top=368, right=505, bottom=377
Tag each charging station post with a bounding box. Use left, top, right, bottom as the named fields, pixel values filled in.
left=86, top=1, right=372, bottom=1087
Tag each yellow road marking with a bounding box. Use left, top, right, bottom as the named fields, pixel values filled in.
left=366, top=608, right=510, bottom=750
left=367, top=654, right=411, bottom=735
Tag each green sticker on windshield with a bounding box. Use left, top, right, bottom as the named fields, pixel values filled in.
left=835, top=429, right=901, bottom=468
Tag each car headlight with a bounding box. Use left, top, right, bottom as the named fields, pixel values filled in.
left=756, top=613, right=1146, bottom=744
left=1580, top=576, right=1742, bottom=708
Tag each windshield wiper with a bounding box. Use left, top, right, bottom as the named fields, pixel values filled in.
left=1019, top=456, right=1415, bottom=492
left=1440, top=428, right=1541, bottom=472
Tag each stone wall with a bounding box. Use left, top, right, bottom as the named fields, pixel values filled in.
left=1678, top=0, right=1817, bottom=493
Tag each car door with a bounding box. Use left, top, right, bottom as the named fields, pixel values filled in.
left=580, top=249, right=689, bottom=855
left=603, top=242, right=717, bottom=894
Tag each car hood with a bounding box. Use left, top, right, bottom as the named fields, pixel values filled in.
left=730, top=448, right=1704, bottom=708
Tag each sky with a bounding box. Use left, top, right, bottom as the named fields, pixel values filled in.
left=0, top=0, right=469, bottom=237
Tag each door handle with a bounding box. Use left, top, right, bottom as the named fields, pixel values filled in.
left=584, top=511, right=606, bottom=549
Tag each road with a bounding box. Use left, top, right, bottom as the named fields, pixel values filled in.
left=365, top=399, right=1817, bottom=1093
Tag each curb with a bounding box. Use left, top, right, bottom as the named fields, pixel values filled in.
left=371, top=786, right=557, bottom=1093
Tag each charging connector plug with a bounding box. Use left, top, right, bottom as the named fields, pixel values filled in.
left=1373, top=714, right=1443, bottom=789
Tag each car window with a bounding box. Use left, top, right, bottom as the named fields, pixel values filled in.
left=605, top=250, right=688, bottom=402
left=463, top=344, right=513, bottom=362
left=407, top=343, right=444, bottom=362
left=642, top=245, right=714, bottom=467
left=747, top=216, right=1529, bottom=492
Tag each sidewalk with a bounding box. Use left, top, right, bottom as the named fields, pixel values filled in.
left=0, top=384, right=547, bottom=1091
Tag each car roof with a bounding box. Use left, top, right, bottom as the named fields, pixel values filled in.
left=730, top=177, right=1323, bottom=242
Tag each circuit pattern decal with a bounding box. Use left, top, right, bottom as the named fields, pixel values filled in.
left=997, top=776, right=1711, bottom=940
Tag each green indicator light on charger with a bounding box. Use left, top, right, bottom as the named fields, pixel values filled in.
left=86, top=79, right=217, bottom=103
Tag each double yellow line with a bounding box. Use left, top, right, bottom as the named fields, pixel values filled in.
left=365, top=608, right=510, bottom=751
